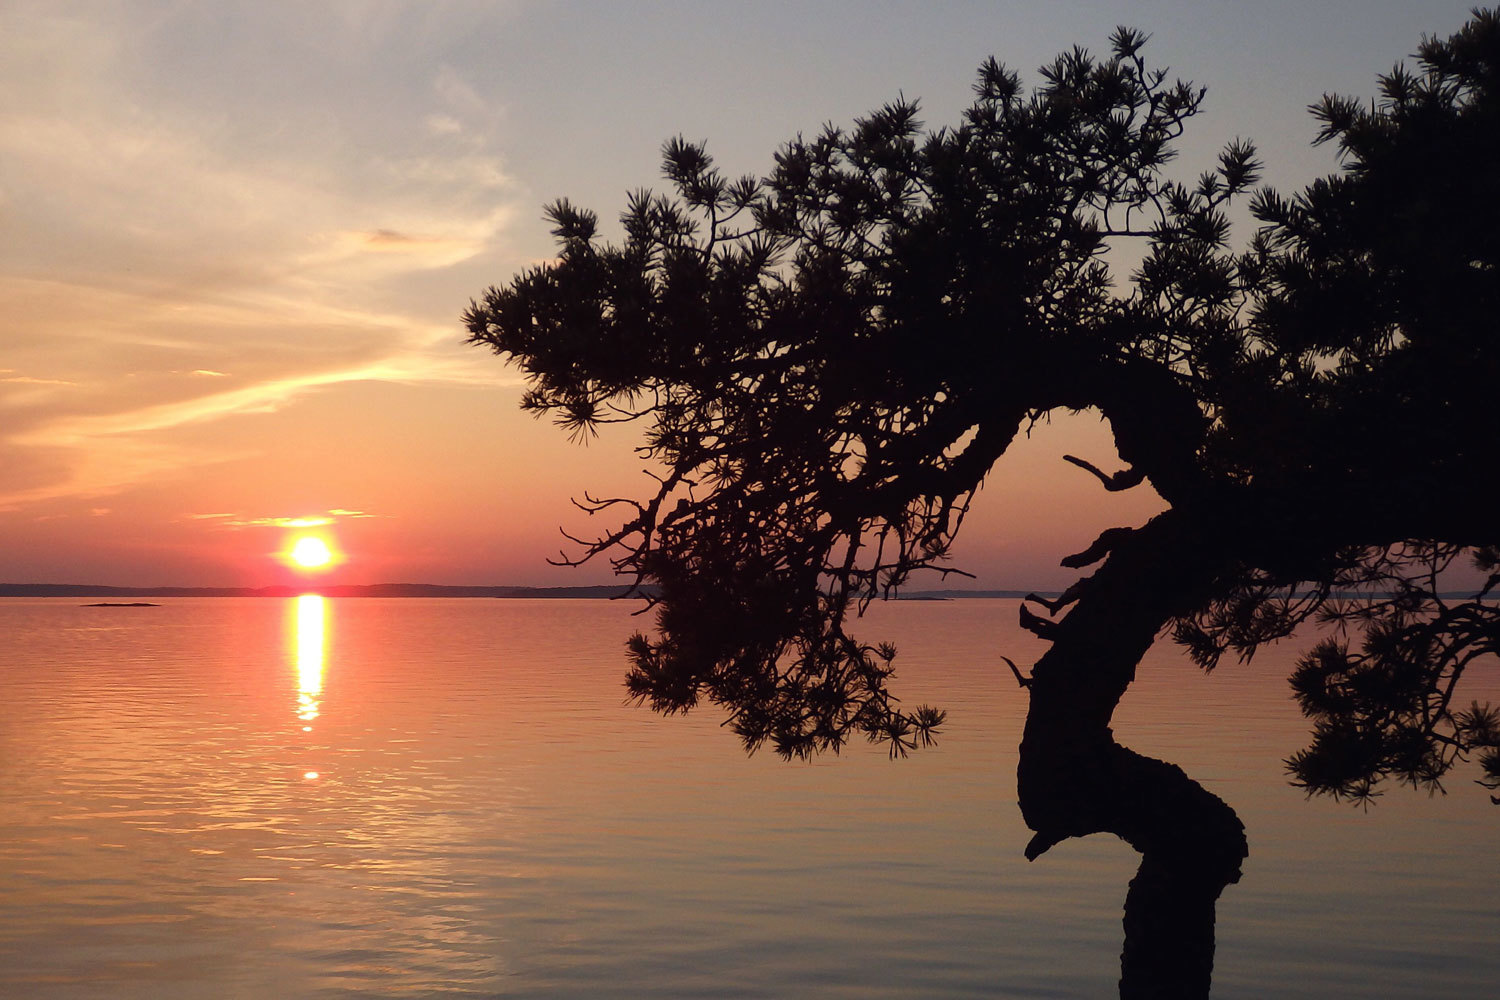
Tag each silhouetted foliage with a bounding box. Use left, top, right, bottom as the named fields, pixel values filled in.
left=470, top=24, right=1252, bottom=757
left=469, top=11, right=1500, bottom=995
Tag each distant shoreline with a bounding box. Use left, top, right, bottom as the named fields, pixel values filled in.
left=5, top=584, right=1466, bottom=601
left=0, top=583, right=1051, bottom=600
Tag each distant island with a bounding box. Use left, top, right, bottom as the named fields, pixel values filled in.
left=1, top=583, right=1050, bottom=600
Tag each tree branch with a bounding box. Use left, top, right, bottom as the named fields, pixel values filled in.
left=1063, top=454, right=1147, bottom=491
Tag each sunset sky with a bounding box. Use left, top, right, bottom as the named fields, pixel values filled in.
left=1, top=1, right=1477, bottom=589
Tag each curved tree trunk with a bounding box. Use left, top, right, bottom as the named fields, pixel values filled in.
left=1017, top=511, right=1247, bottom=999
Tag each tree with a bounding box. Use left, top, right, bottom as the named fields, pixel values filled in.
left=465, top=12, right=1500, bottom=998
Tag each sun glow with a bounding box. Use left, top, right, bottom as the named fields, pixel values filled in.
left=289, top=534, right=333, bottom=570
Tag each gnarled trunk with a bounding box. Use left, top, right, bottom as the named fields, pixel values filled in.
left=1017, top=512, right=1247, bottom=999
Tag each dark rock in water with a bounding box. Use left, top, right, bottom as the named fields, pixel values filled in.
left=82, top=602, right=160, bottom=607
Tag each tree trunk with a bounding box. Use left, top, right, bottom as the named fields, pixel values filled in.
left=1017, top=511, right=1247, bottom=999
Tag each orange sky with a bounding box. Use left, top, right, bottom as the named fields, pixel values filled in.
left=0, top=2, right=1475, bottom=588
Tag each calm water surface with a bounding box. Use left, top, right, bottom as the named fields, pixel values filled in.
left=0, top=597, right=1495, bottom=998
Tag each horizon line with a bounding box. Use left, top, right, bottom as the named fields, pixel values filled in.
left=0, top=581, right=1054, bottom=599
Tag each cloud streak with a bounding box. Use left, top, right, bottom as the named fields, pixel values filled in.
left=0, top=342, right=524, bottom=510
left=16, top=336, right=510, bottom=445
left=0, top=3, right=532, bottom=512
left=185, top=509, right=381, bottom=530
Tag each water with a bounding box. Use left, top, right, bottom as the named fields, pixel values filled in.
left=0, top=597, right=1495, bottom=998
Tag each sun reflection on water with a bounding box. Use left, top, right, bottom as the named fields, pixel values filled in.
left=294, top=594, right=325, bottom=726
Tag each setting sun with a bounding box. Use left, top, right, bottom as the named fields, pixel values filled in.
left=289, top=535, right=332, bottom=569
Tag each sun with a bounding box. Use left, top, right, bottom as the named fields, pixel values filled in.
left=289, top=535, right=333, bottom=570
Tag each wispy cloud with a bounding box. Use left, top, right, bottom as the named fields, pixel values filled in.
left=227, top=516, right=334, bottom=529
left=185, top=509, right=382, bottom=530
left=0, top=4, right=530, bottom=512
left=0, top=344, right=522, bottom=510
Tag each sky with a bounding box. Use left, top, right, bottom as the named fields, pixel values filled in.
left=0, top=0, right=1481, bottom=589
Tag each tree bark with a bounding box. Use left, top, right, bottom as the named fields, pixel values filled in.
left=1017, top=511, right=1247, bottom=999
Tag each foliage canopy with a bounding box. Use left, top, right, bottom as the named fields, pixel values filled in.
left=470, top=14, right=1499, bottom=805
left=469, top=12, right=1500, bottom=994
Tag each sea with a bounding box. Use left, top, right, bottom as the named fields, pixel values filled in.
left=0, top=596, right=1495, bottom=998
